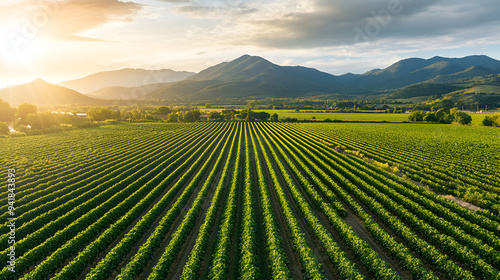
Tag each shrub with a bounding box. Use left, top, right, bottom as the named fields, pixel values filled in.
left=10, top=132, right=26, bottom=137
left=483, top=116, right=494, bottom=126
left=453, top=111, right=472, bottom=125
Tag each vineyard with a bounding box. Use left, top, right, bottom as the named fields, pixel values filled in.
left=2, top=122, right=500, bottom=279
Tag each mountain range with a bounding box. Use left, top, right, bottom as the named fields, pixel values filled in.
left=0, top=79, right=100, bottom=105
left=145, top=54, right=500, bottom=100
left=2, top=54, right=500, bottom=105
left=60, top=68, right=195, bottom=93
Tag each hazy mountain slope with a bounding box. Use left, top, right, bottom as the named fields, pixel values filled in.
left=86, top=83, right=171, bottom=100
left=60, top=68, right=195, bottom=93
left=0, top=79, right=100, bottom=105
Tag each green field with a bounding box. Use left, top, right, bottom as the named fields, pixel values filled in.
left=205, top=109, right=495, bottom=125
left=1, top=122, right=500, bottom=279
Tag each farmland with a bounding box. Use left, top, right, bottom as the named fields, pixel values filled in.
left=2, top=122, right=500, bottom=279
left=202, top=110, right=494, bottom=125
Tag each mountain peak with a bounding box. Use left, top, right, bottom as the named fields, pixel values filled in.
left=0, top=79, right=99, bottom=105
left=31, top=78, right=49, bottom=84
left=187, top=54, right=277, bottom=82
left=60, top=68, right=195, bottom=93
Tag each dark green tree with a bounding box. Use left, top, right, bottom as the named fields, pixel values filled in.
left=167, top=113, right=179, bottom=122
left=441, top=99, right=454, bottom=110
left=423, top=112, right=438, bottom=122
left=157, top=106, right=171, bottom=115
left=271, top=113, right=279, bottom=122
left=408, top=111, right=426, bottom=122
left=209, top=111, right=223, bottom=121
left=17, top=103, right=37, bottom=120
left=184, top=110, right=201, bottom=122
left=483, top=116, right=494, bottom=126
left=453, top=111, right=472, bottom=125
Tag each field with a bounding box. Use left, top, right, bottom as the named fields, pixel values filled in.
left=204, top=110, right=495, bottom=125
left=2, top=122, right=500, bottom=279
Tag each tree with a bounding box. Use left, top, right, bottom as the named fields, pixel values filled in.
left=157, top=106, right=171, bottom=115
left=205, top=103, right=212, bottom=109
left=17, top=103, right=37, bottom=120
left=423, top=112, right=438, bottom=122
left=209, top=111, right=223, bottom=121
left=88, top=108, right=120, bottom=121
left=26, top=113, right=58, bottom=129
left=450, top=108, right=459, bottom=117
left=130, top=109, right=142, bottom=120
left=0, top=99, right=15, bottom=122
left=454, top=111, right=472, bottom=125
left=271, top=113, right=278, bottom=122
left=26, top=114, right=43, bottom=129
left=247, top=102, right=255, bottom=109
left=0, top=122, right=9, bottom=135
left=483, top=116, right=495, bottom=126
left=435, top=108, right=446, bottom=121
left=441, top=99, right=454, bottom=110
left=253, top=111, right=270, bottom=121
left=408, top=111, right=425, bottom=122
left=222, top=109, right=237, bottom=120
left=184, top=110, right=201, bottom=122
left=167, top=113, right=179, bottom=122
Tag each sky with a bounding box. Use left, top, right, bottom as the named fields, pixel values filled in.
left=1, top=0, right=500, bottom=89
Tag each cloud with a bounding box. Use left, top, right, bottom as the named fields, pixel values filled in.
left=177, top=5, right=257, bottom=17
left=236, top=0, right=500, bottom=49
left=158, top=0, right=191, bottom=2
left=0, top=0, right=142, bottom=41
left=167, top=0, right=258, bottom=19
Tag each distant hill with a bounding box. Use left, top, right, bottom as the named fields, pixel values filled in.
left=426, top=55, right=500, bottom=71
left=357, top=56, right=500, bottom=89
left=148, top=55, right=342, bottom=99
left=86, top=83, right=171, bottom=100
left=60, top=68, right=195, bottom=93
left=41, top=54, right=500, bottom=102
left=0, top=79, right=101, bottom=105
